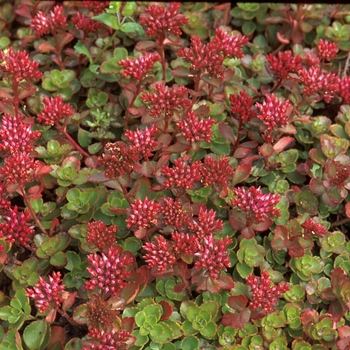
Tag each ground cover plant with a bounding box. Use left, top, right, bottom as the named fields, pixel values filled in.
left=0, top=1, right=350, bottom=349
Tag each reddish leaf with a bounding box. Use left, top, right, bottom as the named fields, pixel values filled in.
left=339, top=326, right=350, bottom=339
left=241, top=226, right=256, bottom=239
left=47, top=326, right=66, bottom=349
left=329, top=299, right=345, bottom=322
left=229, top=208, right=247, bottom=230
left=227, top=295, right=249, bottom=312
left=218, top=275, right=235, bottom=291
left=37, top=42, right=56, bottom=53
left=0, top=88, right=13, bottom=100
left=218, top=123, right=236, bottom=143
left=232, top=164, right=252, bottom=186
left=135, top=40, right=157, bottom=51
left=174, top=281, right=187, bottom=293
left=273, top=136, right=295, bottom=152
left=251, top=219, right=273, bottom=232
left=159, top=300, right=173, bottom=320
left=62, top=292, right=77, bottom=312
left=171, top=66, right=190, bottom=78
left=120, top=282, right=139, bottom=305
left=222, top=308, right=251, bottom=329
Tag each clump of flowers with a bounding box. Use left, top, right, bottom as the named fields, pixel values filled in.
left=255, top=94, right=291, bottom=143
left=230, top=186, right=281, bottom=238
left=26, top=272, right=66, bottom=313
left=317, top=39, right=338, bottom=61
left=301, top=218, right=328, bottom=237
left=339, top=76, right=350, bottom=104
left=119, top=52, right=160, bottom=80
left=125, top=125, right=158, bottom=159
left=83, top=0, right=110, bottom=15
left=247, top=271, right=289, bottom=316
left=85, top=245, right=135, bottom=297
left=266, top=50, right=303, bottom=81
left=172, top=232, right=199, bottom=262
left=140, top=2, right=188, bottom=43
left=72, top=12, right=103, bottom=34
left=98, top=142, right=140, bottom=178
left=86, top=221, right=118, bottom=251
left=229, top=90, right=256, bottom=122
left=177, top=110, right=215, bottom=143
left=37, top=96, right=75, bottom=126
left=190, top=206, right=224, bottom=239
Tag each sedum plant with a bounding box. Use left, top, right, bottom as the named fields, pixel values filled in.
left=0, top=1, right=349, bottom=349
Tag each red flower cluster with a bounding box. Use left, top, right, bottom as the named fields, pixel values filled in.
left=172, top=232, right=199, bottom=257
left=86, top=221, right=118, bottom=251
left=177, top=29, right=248, bottom=78
left=0, top=207, right=34, bottom=247
left=126, top=197, right=160, bottom=231
left=317, top=39, right=338, bottom=60
left=37, top=96, right=75, bottom=126
left=194, top=235, right=232, bottom=279
left=0, top=183, right=11, bottom=209
left=85, top=245, right=134, bottom=297
left=140, top=2, right=188, bottom=42
left=229, top=90, right=256, bottom=122
left=266, top=51, right=303, bottom=80
left=159, top=197, right=192, bottom=230
left=301, top=218, right=328, bottom=238
left=190, top=207, right=224, bottom=239
left=26, top=272, right=66, bottom=313
left=327, top=160, right=350, bottom=188
left=143, top=235, right=177, bottom=273
left=231, top=186, right=281, bottom=225
left=0, top=113, right=40, bottom=153
left=0, top=48, right=42, bottom=83
left=141, top=84, right=192, bottom=118
left=0, top=152, right=39, bottom=185
left=31, top=5, right=68, bottom=37
left=298, top=66, right=340, bottom=103
left=255, top=94, right=290, bottom=143
left=72, top=12, right=103, bottom=34
left=83, top=1, right=110, bottom=15
left=247, top=271, right=289, bottom=314
left=339, top=76, right=350, bottom=104
left=162, top=157, right=202, bottom=191
left=98, top=142, right=139, bottom=178
left=177, top=111, right=215, bottom=143
left=119, top=52, right=160, bottom=80
left=83, top=329, right=133, bottom=350
left=125, top=125, right=158, bottom=159
left=199, top=156, right=234, bottom=188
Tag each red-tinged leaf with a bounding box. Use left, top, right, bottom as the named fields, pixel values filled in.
left=171, top=66, right=190, bottom=78
left=339, top=326, right=350, bottom=338
left=15, top=4, right=32, bottom=18
left=234, top=147, right=253, bottom=158
left=309, top=178, right=326, bottom=195
left=162, top=141, right=190, bottom=154
left=159, top=300, right=173, bottom=320
left=259, top=142, right=274, bottom=157
left=218, top=275, right=235, bottom=291
left=264, top=16, right=285, bottom=24
left=61, top=292, right=77, bottom=312
left=273, top=136, right=295, bottom=152
left=300, top=309, right=319, bottom=326
left=240, top=155, right=261, bottom=165
left=277, top=31, right=290, bottom=44
left=128, top=105, right=146, bottom=116
left=134, top=228, right=147, bottom=239
left=47, top=326, right=66, bottom=349
left=174, top=281, right=187, bottom=293
left=193, top=104, right=210, bottom=116
left=329, top=299, right=346, bottom=322
left=0, top=88, right=13, bottom=100
left=331, top=267, right=347, bottom=291
left=163, top=38, right=183, bottom=47
left=58, top=32, right=74, bottom=49
left=121, top=317, right=135, bottom=333
left=227, top=295, right=249, bottom=312
left=46, top=308, right=57, bottom=324
left=120, top=282, right=139, bottom=305
left=241, top=226, right=256, bottom=239
left=37, top=42, right=56, bottom=53
left=133, top=161, right=155, bottom=177
left=135, top=40, right=157, bottom=51
left=18, top=85, right=37, bottom=100
left=221, top=312, right=235, bottom=327
left=35, top=164, right=52, bottom=177
left=0, top=253, right=8, bottom=265
left=222, top=308, right=251, bottom=329
left=229, top=208, right=247, bottom=230
left=251, top=219, right=273, bottom=232
left=218, top=123, right=235, bottom=143
left=232, top=164, right=252, bottom=186
left=201, top=74, right=223, bottom=88
left=346, top=203, right=350, bottom=218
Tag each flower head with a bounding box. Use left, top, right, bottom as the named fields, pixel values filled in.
left=37, top=96, right=75, bottom=126
left=172, top=232, right=199, bottom=257
left=229, top=90, right=256, bottom=122
left=119, top=52, right=160, bottom=80
left=0, top=183, right=11, bottom=209
left=0, top=48, right=42, bottom=83
left=26, top=272, right=66, bottom=313
left=159, top=197, right=192, bottom=231
left=162, top=157, right=202, bottom=191
left=317, top=39, right=338, bottom=60
left=126, top=197, right=160, bottom=231
left=177, top=111, right=215, bottom=143
left=140, top=2, right=188, bottom=42
left=125, top=125, right=158, bottom=159
left=30, top=11, right=51, bottom=37
left=190, top=206, right=224, bottom=239
left=255, top=94, right=290, bottom=143
left=266, top=51, right=303, bottom=80
left=141, top=84, right=192, bottom=118
left=339, top=76, right=350, bottom=104
left=49, top=5, right=68, bottom=29
left=247, top=271, right=289, bottom=315
left=83, top=328, right=134, bottom=350
left=0, top=113, right=41, bottom=153
left=72, top=12, right=103, bottom=33
left=298, top=66, right=340, bottom=103
left=143, top=235, right=177, bottom=273
left=0, top=152, right=39, bottom=185
left=86, top=221, right=118, bottom=251
left=301, top=218, right=328, bottom=238
left=194, top=234, right=232, bottom=279
left=85, top=245, right=135, bottom=297
left=83, top=0, right=110, bottom=14
left=231, top=186, right=281, bottom=226
left=0, top=207, right=34, bottom=247
left=98, top=142, right=140, bottom=178
left=212, top=28, right=248, bottom=59
left=199, top=156, right=234, bottom=188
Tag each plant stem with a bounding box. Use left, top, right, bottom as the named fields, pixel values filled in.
left=232, top=116, right=243, bottom=156
left=192, top=73, right=201, bottom=104
left=124, top=81, right=143, bottom=129
left=57, top=124, right=90, bottom=157
left=330, top=217, right=350, bottom=228
left=57, top=308, right=80, bottom=326
left=20, top=186, right=48, bottom=235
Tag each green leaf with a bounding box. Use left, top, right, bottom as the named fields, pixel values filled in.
left=0, top=36, right=10, bottom=50
left=236, top=262, right=254, bottom=278
left=181, top=336, right=200, bottom=350
left=92, top=13, right=120, bottom=30
left=122, top=2, right=136, bottom=16
left=23, top=320, right=50, bottom=350
left=199, top=320, right=217, bottom=339
left=120, top=22, right=145, bottom=36
left=65, top=251, right=82, bottom=271
left=50, top=251, right=68, bottom=267
left=74, top=41, right=92, bottom=64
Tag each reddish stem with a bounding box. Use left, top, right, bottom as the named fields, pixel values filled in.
left=124, top=81, right=143, bottom=129
left=57, top=124, right=90, bottom=157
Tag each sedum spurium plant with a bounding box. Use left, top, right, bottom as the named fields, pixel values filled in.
left=0, top=1, right=349, bottom=349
